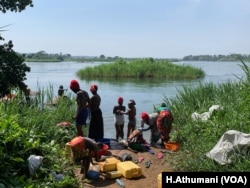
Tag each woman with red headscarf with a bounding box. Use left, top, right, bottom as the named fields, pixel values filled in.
left=141, top=112, right=160, bottom=145
left=69, top=136, right=102, bottom=179
left=88, top=84, right=104, bottom=141
left=156, top=108, right=173, bottom=144
left=113, top=97, right=126, bottom=140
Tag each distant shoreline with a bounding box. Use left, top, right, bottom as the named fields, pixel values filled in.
left=23, top=53, right=249, bottom=63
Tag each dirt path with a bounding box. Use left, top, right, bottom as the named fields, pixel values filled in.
left=74, top=145, right=174, bottom=188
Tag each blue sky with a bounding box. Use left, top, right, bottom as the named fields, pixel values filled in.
left=1, top=0, right=250, bottom=58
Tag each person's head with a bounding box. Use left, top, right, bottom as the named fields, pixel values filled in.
left=58, top=85, right=64, bottom=96
left=97, top=142, right=103, bottom=150
left=161, top=102, right=167, bottom=107
left=70, top=80, right=80, bottom=93
left=90, top=84, right=98, bottom=94
left=141, top=112, right=149, bottom=121
left=118, top=97, right=123, bottom=105
left=128, top=99, right=136, bottom=107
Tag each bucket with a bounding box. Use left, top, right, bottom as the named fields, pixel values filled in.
left=157, top=173, right=162, bottom=188
left=86, top=170, right=100, bottom=181
left=164, top=142, right=180, bottom=152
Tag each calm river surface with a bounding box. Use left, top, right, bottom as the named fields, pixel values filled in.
left=24, top=61, right=245, bottom=139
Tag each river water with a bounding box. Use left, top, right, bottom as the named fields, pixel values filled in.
left=24, top=61, right=245, bottom=139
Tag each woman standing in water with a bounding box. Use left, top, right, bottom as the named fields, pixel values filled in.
left=88, top=84, right=104, bottom=141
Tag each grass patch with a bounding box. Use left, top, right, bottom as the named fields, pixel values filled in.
left=164, top=57, right=250, bottom=171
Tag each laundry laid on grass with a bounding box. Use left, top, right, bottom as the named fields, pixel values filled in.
left=206, top=130, right=250, bottom=165
left=191, top=105, right=222, bottom=122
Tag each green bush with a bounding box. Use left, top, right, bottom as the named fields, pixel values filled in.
left=0, top=89, right=78, bottom=187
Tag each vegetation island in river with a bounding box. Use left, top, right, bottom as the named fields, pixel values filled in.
left=76, top=58, right=205, bottom=80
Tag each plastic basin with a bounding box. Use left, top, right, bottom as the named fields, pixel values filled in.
left=164, top=142, right=180, bottom=152
left=97, top=143, right=109, bottom=157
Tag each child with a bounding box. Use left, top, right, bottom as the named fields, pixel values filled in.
left=113, top=97, right=126, bottom=140
left=121, top=99, right=136, bottom=139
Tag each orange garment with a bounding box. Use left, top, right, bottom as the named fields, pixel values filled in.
left=70, top=136, right=86, bottom=151
left=156, top=110, right=173, bottom=142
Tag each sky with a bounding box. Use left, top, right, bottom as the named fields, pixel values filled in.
left=1, top=0, right=250, bottom=59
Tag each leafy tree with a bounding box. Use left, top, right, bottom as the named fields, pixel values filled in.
left=0, top=0, right=33, bottom=97
left=0, top=0, right=33, bottom=13
left=100, top=54, right=105, bottom=59
left=0, top=36, right=30, bottom=97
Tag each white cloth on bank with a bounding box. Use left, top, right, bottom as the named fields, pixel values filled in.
left=206, top=130, right=250, bottom=165
left=191, top=105, right=222, bottom=122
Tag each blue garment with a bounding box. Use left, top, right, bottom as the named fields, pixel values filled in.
left=75, top=108, right=88, bottom=126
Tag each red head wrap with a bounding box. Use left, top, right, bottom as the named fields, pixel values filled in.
left=70, top=80, right=80, bottom=91
left=141, top=112, right=149, bottom=120
left=69, top=136, right=85, bottom=151
left=118, top=97, right=123, bottom=104
left=90, top=84, right=98, bottom=92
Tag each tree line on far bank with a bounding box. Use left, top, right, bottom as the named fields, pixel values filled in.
left=183, top=53, right=250, bottom=62
left=23, top=51, right=250, bottom=62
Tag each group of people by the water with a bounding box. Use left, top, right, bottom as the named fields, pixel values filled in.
left=24, top=80, right=174, bottom=147
left=141, top=103, right=174, bottom=146
left=113, top=96, right=174, bottom=147
left=60, top=79, right=174, bottom=179
left=67, top=80, right=104, bottom=179
left=69, top=79, right=104, bottom=141
left=60, top=79, right=173, bottom=148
